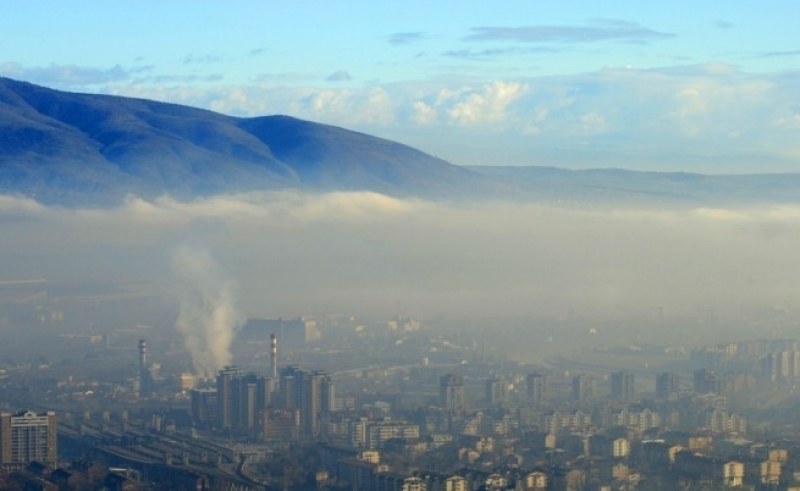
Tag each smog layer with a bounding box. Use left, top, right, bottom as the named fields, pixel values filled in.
left=1, top=191, right=798, bottom=327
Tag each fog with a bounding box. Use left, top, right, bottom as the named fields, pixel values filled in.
left=1, top=191, right=799, bottom=326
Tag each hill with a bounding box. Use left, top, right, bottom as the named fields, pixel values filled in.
left=1, top=77, right=799, bottom=206
left=0, top=77, right=478, bottom=204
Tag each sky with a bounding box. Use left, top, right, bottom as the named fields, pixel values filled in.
left=2, top=0, right=800, bottom=173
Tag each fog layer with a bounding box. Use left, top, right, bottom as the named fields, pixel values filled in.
left=1, top=191, right=798, bottom=321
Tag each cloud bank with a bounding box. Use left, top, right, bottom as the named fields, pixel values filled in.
left=1, top=191, right=799, bottom=325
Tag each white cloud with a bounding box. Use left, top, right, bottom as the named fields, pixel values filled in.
left=1, top=62, right=149, bottom=88
left=446, top=81, right=528, bottom=125
left=411, top=101, right=436, bottom=124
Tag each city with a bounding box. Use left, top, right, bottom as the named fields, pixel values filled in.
left=2, top=2, right=800, bottom=490
left=3, top=295, right=800, bottom=490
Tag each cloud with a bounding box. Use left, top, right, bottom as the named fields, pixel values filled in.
left=443, top=47, right=556, bottom=59
left=0, top=62, right=149, bottom=87
left=715, top=20, right=734, bottom=29
left=445, top=81, right=528, bottom=125
left=2, top=191, right=800, bottom=325
left=387, top=32, right=426, bottom=45
left=326, top=70, right=352, bottom=82
left=760, top=50, right=800, bottom=58
left=463, top=20, right=674, bottom=44
left=97, top=63, right=800, bottom=170
left=132, top=73, right=224, bottom=84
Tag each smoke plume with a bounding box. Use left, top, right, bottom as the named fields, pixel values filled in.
left=171, top=245, right=242, bottom=377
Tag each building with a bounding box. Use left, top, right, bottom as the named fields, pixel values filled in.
left=0, top=410, right=57, bottom=470
left=526, top=372, right=548, bottom=406
left=279, top=365, right=334, bottom=439
left=215, top=367, right=273, bottom=438
left=366, top=421, right=420, bottom=449
left=610, top=371, right=635, bottom=402
left=520, top=471, right=548, bottom=491
left=705, top=408, right=747, bottom=435
left=612, top=408, right=661, bottom=435
left=571, top=374, right=593, bottom=402
left=761, top=459, right=781, bottom=486
left=723, top=461, right=744, bottom=487
left=190, top=388, right=217, bottom=429
left=612, top=438, right=631, bottom=458
left=544, top=410, right=591, bottom=433
left=485, top=376, right=507, bottom=408
left=655, top=372, right=680, bottom=399
left=440, top=375, right=465, bottom=415
left=216, top=366, right=241, bottom=432
left=444, top=475, right=468, bottom=491
left=402, top=476, right=426, bottom=491
left=240, top=317, right=320, bottom=349
left=693, top=369, right=722, bottom=395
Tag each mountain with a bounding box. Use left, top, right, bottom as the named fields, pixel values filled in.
left=1, top=77, right=799, bottom=206
left=0, top=77, right=479, bottom=204
left=469, top=166, right=800, bottom=205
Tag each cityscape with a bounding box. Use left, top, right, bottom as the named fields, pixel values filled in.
left=3, top=1, right=800, bottom=490
left=2, top=294, right=800, bottom=490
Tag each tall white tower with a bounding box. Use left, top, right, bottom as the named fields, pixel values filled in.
left=270, top=333, right=278, bottom=379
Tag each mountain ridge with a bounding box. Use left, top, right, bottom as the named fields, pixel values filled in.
left=0, top=77, right=479, bottom=204
left=1, top=77, right=799, bottom=206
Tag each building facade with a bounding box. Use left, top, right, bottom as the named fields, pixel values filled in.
left=440, top=375, right=465, bottom=415
left=0, top=410, right=57, bottom=470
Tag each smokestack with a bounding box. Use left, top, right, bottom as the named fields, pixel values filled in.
left=139, top=339, right=147, bottom=372
left=270, top=333, right=278, bottom=379
left=138, top=339, right=149, bottom=397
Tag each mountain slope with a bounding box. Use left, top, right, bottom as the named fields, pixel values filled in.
left=0, top=77, right=478, bottom=204
left=2, top=77, right=800, bottom=206
left=470, top=165, right=800, bottom=205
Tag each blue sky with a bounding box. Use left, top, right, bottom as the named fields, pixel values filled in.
left=2, top=0, right=800, bottom=172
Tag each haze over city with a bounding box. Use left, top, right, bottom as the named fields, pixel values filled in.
left=2, top=3, right=800, bottom=490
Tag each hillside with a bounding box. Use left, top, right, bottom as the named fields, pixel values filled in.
left=0, top=77, right=478, bottom=204
left=1, top=77, right=799, bottom=206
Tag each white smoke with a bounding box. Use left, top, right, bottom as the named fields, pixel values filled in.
left=171, top=245, right=242, bottom=377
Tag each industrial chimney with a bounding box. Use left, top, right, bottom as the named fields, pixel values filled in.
left=270, top=333, right=278, bottom=379
left=139, top=339, right=150, bottom=397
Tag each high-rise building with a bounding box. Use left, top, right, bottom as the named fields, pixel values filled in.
left=216, top=366, right=241, bottom=432
left=656, top=372, right=680, bottom=399
left=279, top=365, right=334, bottom=439
left=440, top=374, right=465, bottom=415
left=485, top=376, right=507, bottom=408
left=214, top=367, right=274, bottom=437
left=0, top=410, right=57, bottom=470
left=190, top=388, right=217, bottom=429
left=236, top=373, right=272, bottom=435
left=611, top=371, right=635, bottom=402
left=693, top=369, right=722, bottom=395
left=571, top=374, right=593, bottom=403
left=527, top=372, right=548, bottom=406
